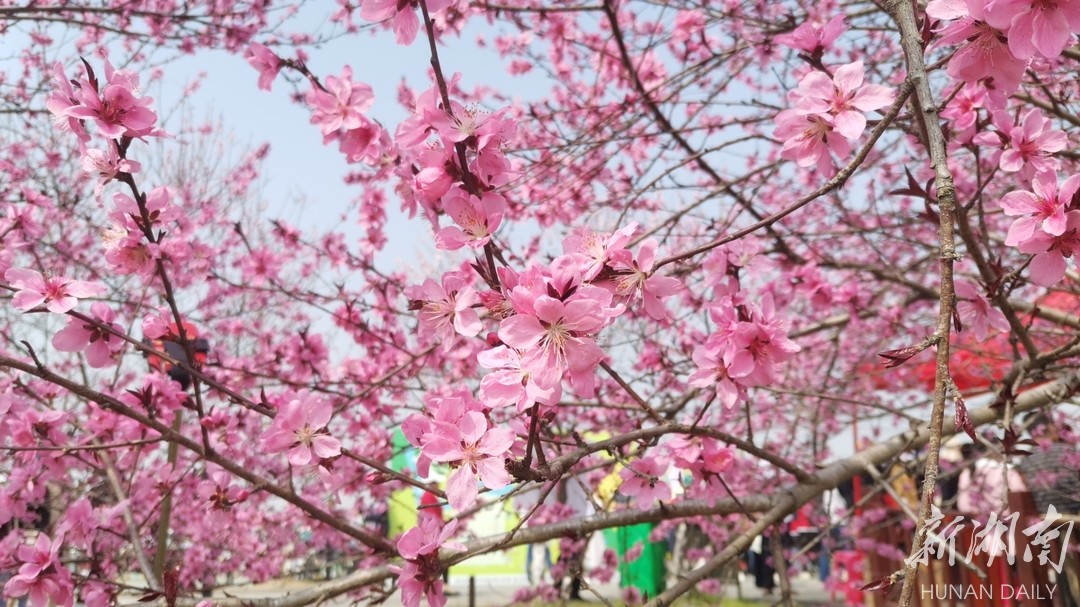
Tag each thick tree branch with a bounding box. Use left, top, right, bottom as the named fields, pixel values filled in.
left=883, top=1, right=962, bottom=605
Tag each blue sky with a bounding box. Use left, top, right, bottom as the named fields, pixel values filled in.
left=150, top=15, right=551, bottom=273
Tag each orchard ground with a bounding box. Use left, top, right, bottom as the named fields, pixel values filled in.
left=164, top=573, right=834, bottom=606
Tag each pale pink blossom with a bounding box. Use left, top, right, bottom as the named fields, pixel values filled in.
left=45, top=62, right=89, bottom=140
left=360, top=0, right=452, bottom=45
left=776, top=15, right=846, bottom=54
left=609, top=239, right=682, bottom=321
left=927, top=0, right=1028, bottom=92
left=791, top=61, right=894, bottom=140
left=3, top=533, right=73, bottom=607
left=781, top=13, right=846, bottom=53
left=619, top=456, right=671, bottom=509
left=1001, top=171, right=1080, bottom=246
left=1017, top=211, right=1080, bottom=286
left=112, top=186, right=178, bottom=230
left=306, top=66, right=374, bottom=135
left=687, top=340, right=752, bottom=409
left=477, top=345, right=560, bottom=411
left=986, top=0, right=1080, bottom=59
left=954, top=280, right=1010, bottom=341
left=65, top=60, right=158, bottom=139
left=701, top=441, right=734, bottom=474
left=498, top=292, right=608, bottom=390
left=245, top=43, right=282, bottom=91
left=81, top=143, right=140, bottom=198
left=424, top=411, right=515, bottom=510
left=405, top=272, right=482, bottom=342
left=102, top=231, right=159, bottom=277
left=939, top=83, right=986, bottom=138
left=197, top=468, right=249, bottom=522
left=561, top=223, right=637, bottom=281
left=430, top=103, right=512, bottom=152
left=397, top=517, right=465, bottom=560
left=974, top=109, right=1067, bottom=178
left=774, top=110, right=851, bottom=172
left=260, top=397, right=342, bottom=466
left=5, top=268, right=105, bottom=313
left=435, top=191, right=506, bottom=250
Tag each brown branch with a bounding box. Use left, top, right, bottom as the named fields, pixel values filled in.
left=118, top=367, right=1080, bottom=606
left=882, top=1, right=962, bottom=605
left=0, top=355, right=395, bottom=555
left=655, top=80, right=914, bottom=269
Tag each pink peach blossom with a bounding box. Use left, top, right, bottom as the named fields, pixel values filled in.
left=51, top=302, right=125, bottom=368
left=424, top=411, right=514, bottom=510
left=5, top=268, right=105, bottom=313
left=245, top=43, right=282, bottom=91
left=1001, top=171, right=1080, bottom=246
left=260, top=397, right=342, bottom=466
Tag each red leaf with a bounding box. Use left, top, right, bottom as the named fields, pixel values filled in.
left=861, top=573, right=899, bottom=594
left=878, top=345, right=924, bottom=368
left=954, top=392, right=977, bottom=442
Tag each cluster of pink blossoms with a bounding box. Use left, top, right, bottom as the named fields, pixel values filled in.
left=401, top=389, right=518, bottom=511
left=688, top=293, right=800, bottom=408
left=617, top=436, right=736, bottom=510
left=23, top=58, right=190, bottom=370
left=774, top=61, right=895, bottom=172
left=927, top=0, right=1080, bottom=92
left=394, top=80, right=518, bottom=236
left=2, top=533, right=73, bottom=607
left=306, top=65, right=388, bottom=165
left=391, top=517, right=465, bottom=607
left=407, top=224, right=682, bottom=414
left=1000, top=171, right=1080, bottom=286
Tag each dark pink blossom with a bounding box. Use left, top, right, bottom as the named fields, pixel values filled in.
left=775, top=14, right=846, bottom=54
left=52, top=302, right=126, bottom=368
